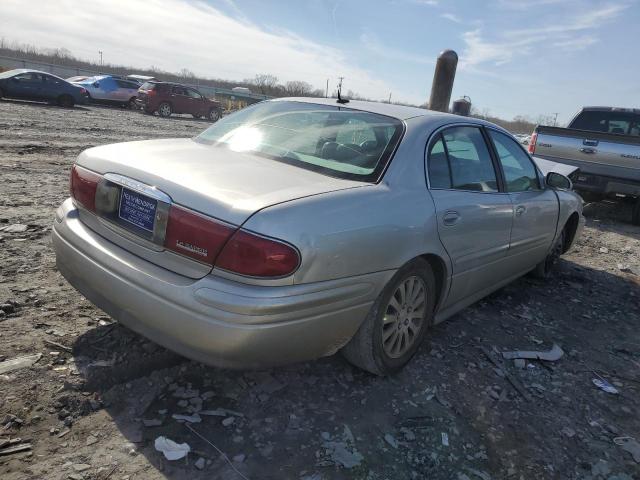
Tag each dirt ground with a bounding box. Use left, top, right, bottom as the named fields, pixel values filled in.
left=0, top=99, right=639, bottom=480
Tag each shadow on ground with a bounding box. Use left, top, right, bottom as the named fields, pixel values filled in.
left=69, top=259, right=640, bottom=480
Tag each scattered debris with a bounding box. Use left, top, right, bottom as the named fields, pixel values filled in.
left=185, top=424, right=249, bottom=480
left=172, top=413, right=202, bottom=424
left=154, top=436, right=191, bottom=461
left=0, top=442, right=32, bottom=456
left=384, top=433, right=398, bottom=449
left=143, top=418, right=163, bottom=427
left=614, top=436, right=640, bottom=463
left=513, top=358, right=526, bottom=369
left=561, top=427, right=576, bottom=438
left=501, top=343, right=564, bottom=362
left=592, top=378, right=619, bottom=395
left=481, top=347, right=531, bottom=401
left=43, top=339, right=72, bottom=352
left=194, top=456, right=206, bottom=470
left=441, top=432, right=449, bottom=447
left=1, top=224, right=28, bottom=233
left=0, top=353, right=42, bottom=375
left=85, top=435, right=98, bottom=446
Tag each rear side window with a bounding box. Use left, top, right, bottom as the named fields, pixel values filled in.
left=571, top=110, right=640, bottom=136
left=140, top=82, right=156, bottom=90
left=488, top=130, right=540, bottom=192
left=429, top=126, right=498, bottom=192
left=427, top=136, right=451, bottom=189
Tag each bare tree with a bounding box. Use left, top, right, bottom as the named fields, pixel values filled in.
left=284, top=80, right=313, bottom=96
left=249, top=74, right=279, bottom=94
left=180, top=68, right=195, bottom=79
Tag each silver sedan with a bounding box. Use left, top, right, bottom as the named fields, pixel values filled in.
left=52, top=98, right=584, bottom=375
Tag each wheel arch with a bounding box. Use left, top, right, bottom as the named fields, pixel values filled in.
left=417, top=253, right=449, bottom=314
left=562, top=211, right=580, bottom=253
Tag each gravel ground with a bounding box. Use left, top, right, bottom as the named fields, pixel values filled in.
left=1, top=99, right=639, bottom=480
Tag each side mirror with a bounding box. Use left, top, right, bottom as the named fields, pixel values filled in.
left=546, top=172, right=572, bottom=190
left=93, top=82, right=100, bottom=88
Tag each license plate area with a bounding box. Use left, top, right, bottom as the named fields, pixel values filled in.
left=94, top=174, right=171, bottom=246
left=119, top=188, right=157, bottom=233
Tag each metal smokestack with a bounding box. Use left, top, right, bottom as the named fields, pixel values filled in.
left=428, top=49, right=458, bottom=113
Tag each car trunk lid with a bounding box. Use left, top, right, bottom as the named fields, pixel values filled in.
left=73, top=138, right=367, bottom=278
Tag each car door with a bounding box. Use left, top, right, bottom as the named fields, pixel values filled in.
left=185, top=88, right=205, bottom=115
left=41, top=74, right=63, bottom=101
left=170, top=86, right=189, bottom=113
left=426, top=125, right=514, bottom=307
left=7, top=72, right=40, bottom=99
left=487, top=129, right=559, bottom=271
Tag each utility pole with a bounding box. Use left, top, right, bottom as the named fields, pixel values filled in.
left=325, top=78, right=329, bottom=98
left=337, top=76, right=344, bottom=97
left=98, top=50, right=103, bottom=67
left=388, top=92, right=392, bottom=104
left=552, top=112, right=559, bottom=126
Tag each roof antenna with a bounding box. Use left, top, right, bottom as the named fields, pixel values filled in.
left=336, top=76, right=349, bottom=104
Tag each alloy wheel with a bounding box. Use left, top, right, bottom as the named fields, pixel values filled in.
left=382, top=276, right=427, bottom=358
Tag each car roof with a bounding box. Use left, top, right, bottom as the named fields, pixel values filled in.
left=5, top=69, right=68, bottom=82
left=273, top=97, right=465, bottom=121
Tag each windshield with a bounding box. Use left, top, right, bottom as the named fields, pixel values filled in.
left=195, top=101, right=403, bottom=182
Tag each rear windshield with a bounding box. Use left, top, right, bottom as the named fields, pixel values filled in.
left=195, top=101, right=403, bottom=182
left=571, top=110, right=640, bottom=136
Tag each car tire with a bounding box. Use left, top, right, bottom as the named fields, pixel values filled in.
left=341, top=258, right=436, bottom=375
left=57, top=95, right=74, bottom=108
left=0, top=87, right=4, bottom=99
left=531, top=228, right=565, bottom=279
left=158, top=102, right=172, bottom=118
left=128, top=97, right=137, bottom=109
left=208, top=108, right=221, bottom=121
left=632, top=198, right=640, bottom=226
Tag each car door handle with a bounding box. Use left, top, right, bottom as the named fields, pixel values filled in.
left=442, top=211, right=460, bottom=226
left=579, top=147, right=596, bottom=154
left=515, top=205, right=526, bottom=216
left=583, top=138, right=599, bottom=147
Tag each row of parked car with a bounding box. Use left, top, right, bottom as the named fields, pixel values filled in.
left=0, top=69, right=223, bottom=120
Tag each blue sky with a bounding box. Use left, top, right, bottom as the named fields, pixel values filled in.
left=1, top=0, right=637, bottom=123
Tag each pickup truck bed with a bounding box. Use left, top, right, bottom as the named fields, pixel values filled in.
left=529, top=107, right=640, bottom=224
left=532, top=126, right=640, bottom=196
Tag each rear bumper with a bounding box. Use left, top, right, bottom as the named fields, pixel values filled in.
left=52, top=198, right=390, bottom=368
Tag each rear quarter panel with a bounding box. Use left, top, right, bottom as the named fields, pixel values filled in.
left=241, top=121, right=451, bottom=285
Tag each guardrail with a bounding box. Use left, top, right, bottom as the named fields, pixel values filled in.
left=0, top=55, right=270, bottom=102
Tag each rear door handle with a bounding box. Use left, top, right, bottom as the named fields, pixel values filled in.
left=515, top=205, right=526, bottom=216
left=443, top=211, right=460, bottom=226
left=583, top=138, right=599, bottom=147
left=579, top=147, right=596, bottom=154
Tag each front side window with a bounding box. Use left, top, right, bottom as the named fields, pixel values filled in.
left=488, top=130, right=540, bottom=192
left=195, top=101, right=404, bottom=182
left=186, top=89, right=203, bottom=99
left=438, top=126, right=498, bottom=192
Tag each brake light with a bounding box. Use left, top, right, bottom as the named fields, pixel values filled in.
left=528, top=132, right=537, bottom=154
left=70, top=164, right=100, bottom=212
left=216, top=230, right=300, bottom=278
left=147, top=89, right=156, bottom=96
left=164, top=206, right=234, bottom=265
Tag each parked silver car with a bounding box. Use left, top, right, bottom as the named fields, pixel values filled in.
left=71, top=75, right=139, bottom=108
left=52, top=98, right=584, bottom=375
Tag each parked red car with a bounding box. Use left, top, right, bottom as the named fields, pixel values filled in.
left=136, top=82, right=222, bottom=120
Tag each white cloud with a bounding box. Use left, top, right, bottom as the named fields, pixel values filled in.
left=0, top=0, right=395, bottom=100
left=460, top=3, right=627, bottom=69
left=360, top=33, right=434, bottom=65
left=440, top=13, right=463, bottom=23
left=411, top=0, right=439, bottom=5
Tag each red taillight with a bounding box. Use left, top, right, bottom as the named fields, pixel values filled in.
left=70, top=164, right=100, bottom=212
left=216, top=230, right=300, bottom=278
left=147, top=89, right=156, bottom=96
left=164, top=206, right=234, bottom=265
left=528, top=132, right=537, bottom=154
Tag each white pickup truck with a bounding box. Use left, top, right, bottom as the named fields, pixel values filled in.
left=529, top=107, right=640, bottom=224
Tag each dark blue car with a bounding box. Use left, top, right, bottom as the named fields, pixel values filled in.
left=0, top=69, right=88, bottom=107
